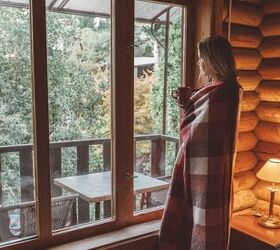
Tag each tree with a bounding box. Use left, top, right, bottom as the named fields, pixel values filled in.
left=0, top=5, right=183, bottom=205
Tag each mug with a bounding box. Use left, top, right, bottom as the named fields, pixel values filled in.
left=171, top=87, right=192, bottom=108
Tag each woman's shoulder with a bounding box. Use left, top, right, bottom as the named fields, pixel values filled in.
left=209, top=79, right=242, bottom=103
left=223, top=79, right=242, bottom=89
left=217, top=79, right=243, bottom=94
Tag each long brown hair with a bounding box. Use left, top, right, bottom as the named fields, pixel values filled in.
left=198, top=35, right=237, bottom=82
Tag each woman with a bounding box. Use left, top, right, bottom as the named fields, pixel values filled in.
left=159, top=35, right=242, bottom=250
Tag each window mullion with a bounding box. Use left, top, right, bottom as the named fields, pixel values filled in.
left=113, top=0, right=135, bottom=226
left=30, top=0, right=52, bottom=240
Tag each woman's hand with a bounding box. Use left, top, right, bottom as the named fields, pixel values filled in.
left=171, top=87, right=192, bottom=109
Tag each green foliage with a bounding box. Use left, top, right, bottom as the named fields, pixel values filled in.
left=135, top=24, right=154, bottom=57
left=0, top=7, right=32, bottom=146
left=135, top=17, right=182, bottom=175
left=47, top=13, right=111, bottom=141
left=0, top=6, right=182, bottom=205
left=151, top=17, right=182, bottom=136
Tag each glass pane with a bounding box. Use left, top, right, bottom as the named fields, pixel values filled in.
left=46, top=0, right=112, bottom=231
left=134, top=0, right=183, bottom=212
left=0, top=1, right=37, bottom=244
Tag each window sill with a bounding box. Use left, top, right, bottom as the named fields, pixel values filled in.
left=47, top=220, right=161, bottom=250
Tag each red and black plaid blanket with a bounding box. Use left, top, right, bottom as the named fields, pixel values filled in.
left=159, top=81, right=242, bottom=250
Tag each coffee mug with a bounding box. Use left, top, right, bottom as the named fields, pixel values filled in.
left=171, top=87, right=192, bottom=108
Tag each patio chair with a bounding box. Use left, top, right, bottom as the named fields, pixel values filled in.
left=0, top=194, right=78, bottom=242
left=0, top=208, right=14, bottom=242
left=140, top=175, right=171, bottom=209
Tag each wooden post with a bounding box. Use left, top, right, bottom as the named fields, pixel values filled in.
left=31, top=0, right=52, bottom=239
left=175, top=141, right=179, bottom=159
left=103, top=140, right=111, bottom=172
left=162, top=9, right=170, bottom=135
left=151, top=136, right=166, bottom=177
left=95, top=203, right=100, bottom=221
left=0, top=155, right=2, bottom=205
left=103, top=141, right=111, bottom=219
left=50, top=148, right=62, bottom=197
left=77, top=145, right=89, bottom=223
left=19, top=149, right=34, bottom=202
left=113, top=0, right=134, bottom=226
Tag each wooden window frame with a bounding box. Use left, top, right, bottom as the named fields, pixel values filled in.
left=1, top=0, right=191, bottom=249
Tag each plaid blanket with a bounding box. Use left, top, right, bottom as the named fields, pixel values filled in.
left=159, top=81, right=242, bottom=250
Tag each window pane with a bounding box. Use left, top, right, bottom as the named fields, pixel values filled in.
left=0, top=1, right=37, bottom=244
left=134, top=0, right=183, bottom=212
left=46, top=0, right=112, bottom=231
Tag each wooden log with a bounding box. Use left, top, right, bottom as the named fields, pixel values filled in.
left=239, top=111, right=258, bottom=132
left=255, top=121, right=280, bottom=144
left=232, top=208, right=253, bottom=217
left=234, top=48, right=262, bottom=70
left=237, top=71, right=262, bottom=91
left=225, top=24, right=262, bottom=48
left=241, top=91, right=259, bottom=112
left=254, top=141, right=280, bottom=161
left=256, top=102, right=280, bottom=123
left=259, top=37, right=280, bottom=58
left=235, top=0, right=261, bottom=5
left=263, top=0, right=280, bottom=15
left=260, top=15, right=280, bottom=37
left=233, top=189, right=257, bottom=212
left=237, top=132, right=258, bottom=152
left=77, top=145, right=89, bottom=223
left=224, top=2, right=263, bottom=27
left=252, top=160, right=266, bottom=175
left=259, top=59, right=280, bottom=80
left=253, top=199, right=280, bottom=215
left=19, top=149, right=34, bottom=202
left=233, top=170, right=258, bottom=192
left=258, top=81, right=280, bottom=102
left=253, top=181, right=280, bottom=205
left=235, top=151, right=257, bottom=173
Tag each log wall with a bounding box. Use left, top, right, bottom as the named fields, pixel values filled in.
left=254, top=0, right=280, bottom=216
left=224, top=0, right=280, bottom=215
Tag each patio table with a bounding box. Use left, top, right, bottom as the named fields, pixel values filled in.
left=54, top=171, right=169, bottom=203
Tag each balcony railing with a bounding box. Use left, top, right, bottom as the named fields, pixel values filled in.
left=0, top=134, right=179, bottom=229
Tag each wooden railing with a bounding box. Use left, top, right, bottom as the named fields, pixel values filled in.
left=0, top=134, right=179, bottom=224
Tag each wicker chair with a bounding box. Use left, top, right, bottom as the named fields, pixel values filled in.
left=0, top=194, right=78, bottom=242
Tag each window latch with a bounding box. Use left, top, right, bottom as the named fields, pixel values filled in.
left=125, top=172, right=138, bottom=179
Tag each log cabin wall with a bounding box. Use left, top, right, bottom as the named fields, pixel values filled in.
left=224, top=0, right=280, bottom=215
left=254, top=0, right=280, bottom=214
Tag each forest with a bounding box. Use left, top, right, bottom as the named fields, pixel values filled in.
left=0, top=5, right=183, bottom=206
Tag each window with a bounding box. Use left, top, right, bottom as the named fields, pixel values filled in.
left=0, top=0, right=187, bottom=248
left=0, top=2, right=38, bottom=243
left=46, top=0, right=113, bottom=230
left=133, top=0, right=184, bottom=213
